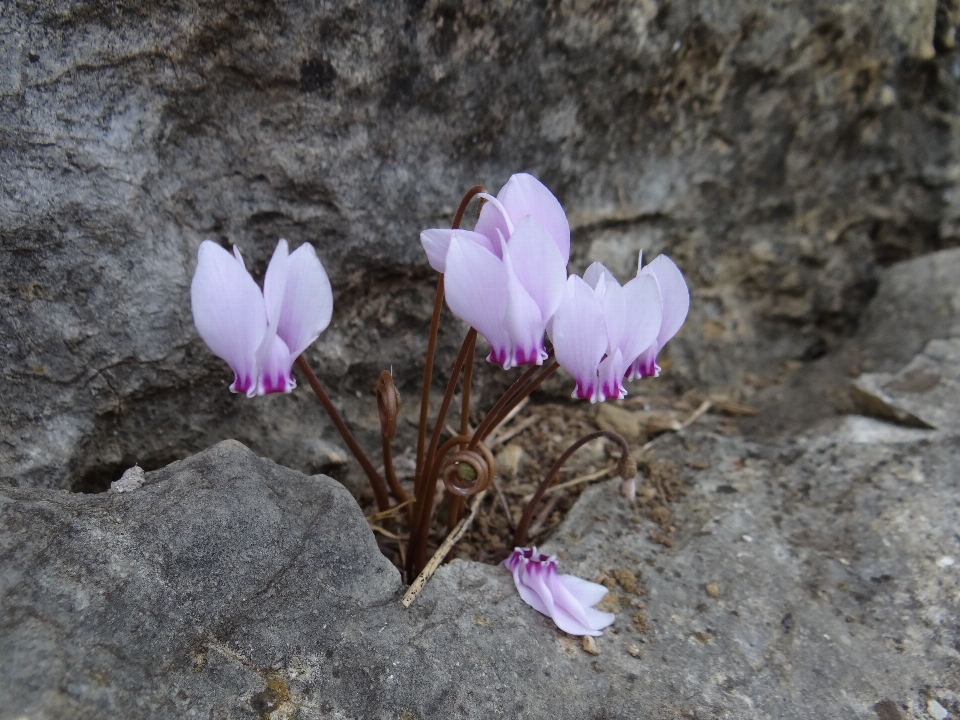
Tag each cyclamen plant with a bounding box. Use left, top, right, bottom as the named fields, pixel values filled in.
left=190, top=174, right=689, bottom=636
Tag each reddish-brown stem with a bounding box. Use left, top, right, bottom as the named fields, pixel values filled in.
left=381, top=435, right=411, bottom=521
left=469, top=364, right=541, bottom=446
left=408, top=329, right=478, bottom=576
left=412, top=184, right=486, bottom=502
left=448, top=332, right=477, bottom=531
left=294, top=355, right=391, bottom=512
left=471, top=361, right=559, bottom=449
left=446, top=495, right=465, bottom=534
left=513, top=430, right=630, bottom=546
left=414, top=277, right=445, bottom=500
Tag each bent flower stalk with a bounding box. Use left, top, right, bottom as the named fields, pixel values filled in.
left=191, top=238, right=333, bottom=396
left=502, top=547, right=615, bottom=636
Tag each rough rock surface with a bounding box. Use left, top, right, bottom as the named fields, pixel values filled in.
left=4, top=0, right=960, bottom=490
left=3, top=423, right=958, bottom=718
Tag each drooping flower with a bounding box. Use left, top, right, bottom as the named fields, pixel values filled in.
left=420, top=173, right=570, bottom=369
left=502, top=547, right=615, bottom=637
left=625, top=254, right=690, bottom=380
left=191, top=239, right=332, bottom=396
left=550, top=261, right=662, bottom=402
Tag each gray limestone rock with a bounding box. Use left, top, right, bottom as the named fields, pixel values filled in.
left=4, top=0, right=960, bottom=491
left=3, top=424, right=959, bottom=718
left=856, top=248, right=960, bottom=373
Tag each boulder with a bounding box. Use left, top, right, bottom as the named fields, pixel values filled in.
left=4, top=0, right=960, bottom=491
left=3, top=423, right=958, bottom=717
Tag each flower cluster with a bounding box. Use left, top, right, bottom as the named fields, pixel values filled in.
left=422, top=173, right=689, bottom=401
left=191, top=239, right=332, bottom=396
left=502, top=547, right=615, bottom=636
left=421, top=174, right=570, bottom=369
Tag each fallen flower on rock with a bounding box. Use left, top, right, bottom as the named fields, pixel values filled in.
left=502, top=547, right=615, bottom=636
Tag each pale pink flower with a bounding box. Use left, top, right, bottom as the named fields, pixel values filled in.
left=191, top=239, right=332, bottom=396
left=420, top=173, right=570, bottom=369
left=625, top=254, right=690, bottom=379
left=550, top=261, right=662, bottom=402
left=502, top=547, right=615, bottom=637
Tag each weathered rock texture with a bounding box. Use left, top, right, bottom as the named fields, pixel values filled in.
left=3, top=0, right=960, bottom=490
left=2, top=428, right=958, bottom=718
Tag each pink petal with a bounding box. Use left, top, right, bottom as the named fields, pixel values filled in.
left=626, top=341, right=660, bottom=380
left=256, top=333, right=296, bottom=395
left=641, top=255, right=689, bottom=346
left=474, top=199, right=511, bottom=249
left=551, top=276, right=607, bottom=401
left=557, top=574, right=610, bottom=608
left=582, top=261, right=617, bottom=291
left=502, top=236, right=548, bottom=367
left=444, top=235, right=511, bottom=364
left=262, top=239, right=290, bottom=327
left=594, top=272, right=626, bottom=355
left=497, top=173, right=571, bottom=264
left=619, top=272, right=663, bottom=366
left=505, top=216, right=568, bottom=323
left=597, top=348, right=626, bottom=401
left=420, top=229, right=498, bottom=274
left=191, top=241, right=267, bottom=397
left=274, top=242, right=333, bottom=358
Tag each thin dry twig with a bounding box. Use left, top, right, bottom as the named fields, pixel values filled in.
left=365, top=498, right=415, bottom=523
left=638, top=400, right=713, bottom=454
left=492, top=476, right=515, bottom=532
left=544, top=463, right=616, bottom=495
left=527, top=494, right=561, bottom=537
left=490, top=414, right=539, bottom=448
left=402, top=490, right=489, bottom=607
left=369, top=524, right=403, bottom=539
left=485, top=397, right=531, bottom=446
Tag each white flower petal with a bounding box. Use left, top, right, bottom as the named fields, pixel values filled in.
left=420, top=229, right=498, bottom=273
left=503, top=216, right=567, bottom=323
left=274, top=242, right=333, bottom=358
left=445, top=235, right=511, bottom=364
left=497, top=173, right=571, bottom=264
left=620, top=272, right=663, bottom=365
left=641, top=255, right=689, bottom=346
left=256, top=333, right=296, bottom=395
left=191, top=240, right=266, bottom=397
left=262, top=239, right=289, bottom=327
left=551, top=276, right=607, bottom=401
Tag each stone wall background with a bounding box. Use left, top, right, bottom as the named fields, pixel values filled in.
left=2, top=0, right=959, bottom=490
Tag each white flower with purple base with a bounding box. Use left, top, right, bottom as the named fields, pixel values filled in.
left=502, top=547, right=615, bottom=637
left=190, top=239, right=332, bottom=396
left=420, top=173, right=570, bottom=369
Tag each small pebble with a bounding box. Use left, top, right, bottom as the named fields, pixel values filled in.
left=625, top=644, right=642, bottom=658
left=111, top=465, right=145, bottom=493
left=838, top=558, right=850, bottom=565
left=581, top=635, right=600, bottom=655
left=742, top=535, right=753, bottom=543
left=705, top=581, right=721, bottom=598
left=927, top=699, right=947, bottom=720
left=937, top=556, right=955, bottom=568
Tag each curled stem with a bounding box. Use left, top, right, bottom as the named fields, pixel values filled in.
left=513, top=430, right=633, bottom=547
left=408, top=329, right=478, bottom=576
left=294, top=355, right=391, bottom=512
